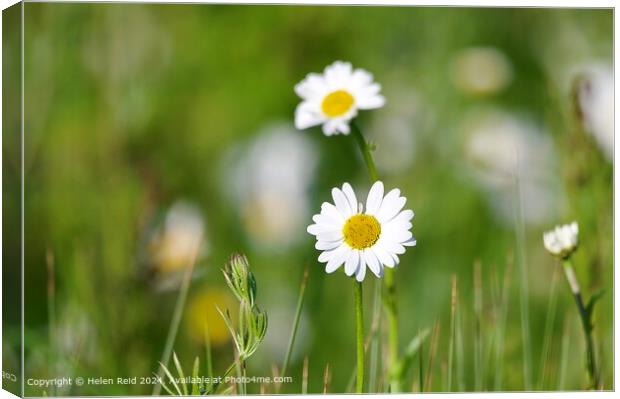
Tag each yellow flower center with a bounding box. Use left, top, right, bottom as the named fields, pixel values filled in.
left=321, top=90, right=355, bottom=117
left=342, top=214, right=381, bottom=250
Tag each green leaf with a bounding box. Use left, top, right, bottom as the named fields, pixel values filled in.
left=395, top=328, right=431, bottom=379
left=159, top=363, right=183, bottom=396
left=191, top=356, right=201, bottom=396
left=586, top=289, right=605, bottom=324
left=172, top=352, right=188, bottom=396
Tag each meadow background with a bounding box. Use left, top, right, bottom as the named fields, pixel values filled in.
left=2, top=3, right=613, bottom=395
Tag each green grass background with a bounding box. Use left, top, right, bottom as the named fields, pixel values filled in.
left=2, top=3, right=613, bottom=395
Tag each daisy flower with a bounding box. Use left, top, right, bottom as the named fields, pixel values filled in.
left=294, top=61, right=386, bottom=136
left=543, top=221, right=579, bottom=259
left=307, top=181, right=416, bottom=281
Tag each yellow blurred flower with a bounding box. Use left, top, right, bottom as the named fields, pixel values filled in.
left=186, top=288, right=237, bottom=347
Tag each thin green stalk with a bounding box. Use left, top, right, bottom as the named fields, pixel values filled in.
left=473, top=262, right=483, bottom=391
left=494, top=256, right=513, bottom=391
left=447, top=276, right=457, bottom=392
left=351, top=122, right=379, bottom=181
left=152, top=242, right=200, bottom=396
left=367, top=279, right=382, bottom=392
left=281, top=265, right=310, bottom=380
left=351, top=122, right=400, bottom=392
left=204, top=325, right=214, bottom=393
left=354, top=281, right=365, bottom=393
left=538, top=266, right=560, bottom=390
left=557, top=316, right=571, bottom=390
left=46, top=250, right=57, bottom=397
left=513, top=165, right=532, bottom=390
left=562, top=260, right=599, bottom=389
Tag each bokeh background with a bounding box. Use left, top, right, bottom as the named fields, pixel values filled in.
left=2, top=3, right=613, bottom=395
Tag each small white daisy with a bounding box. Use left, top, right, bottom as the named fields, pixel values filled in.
left=294, top=61, right=386, bottom=136
left=307, top=181, right=416, bottom=282
left=543, top=221, right=579, bottom=259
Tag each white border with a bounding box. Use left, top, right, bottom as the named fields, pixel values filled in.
left=0, top=1, right=617, bottom=399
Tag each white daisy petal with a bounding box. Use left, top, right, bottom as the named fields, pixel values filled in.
left=322, top=119, right=343, bottom=136
left=316, top=239, right=342, bottom=251
left=317, top=230, right=344, bottom=242
left=387, top=229, right=413, bottom=244
left=364, top=249, right=382, bottom=278
left=380, top=239, right=406, bottom=255
left=366, top=181, right=384, bottom=215
left=392, top=209, right=414, bottom=223
left=307, top=223, right=339, bottom=236
left=357, top=94, right=386, bottom=110
left=384, top=220, right=412, bottom=233
left=321, top=202, right=345, bottom=222
left=341, top=183, right=358, bottom=214
left=326, top=245, right=350, bottom=273
left=295, top=101, right=325, bottom=130
left=312, top=214, right=340, bottom=227
left=377, top=189, right=406, bottom=223
left=402, top=237, right=417, bottom=247
left=371, top=246, right=395, bottom=268
left=355, top=259, right=367, bottom=282
left=294, top=73, right=328, bottom=99
left=332, top=187, right=352, bottom=216
left=325, top=61, right=353, bottom=86
left=345, top=250, right=360, bottom=276
left=350, top=69, right=373, bottom=88
left=390, top=253, right=400, bottom=266
left=318, top=246, right=342, bottom=263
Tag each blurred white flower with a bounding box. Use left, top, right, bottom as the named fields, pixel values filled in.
left=543, top=221, right=579, bottom=259
left=224, top=123, right=318, bottom=249
left=463, top=108, right=561, bottom=225
left=307, top=181, right=415, bottom=282
left=369, top=89, right=420, bottom=174
left=150, top=201, right=205, bottom=273
left=451, top=47, right=513, bottom=96
left=294, top=61, right=385, bottom=136
left=575, top=64, right=613, bottom=161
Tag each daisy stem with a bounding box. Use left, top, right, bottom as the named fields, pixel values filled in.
left=351, top=122, right=379, bottom=181
left=561, top=259, right=599, bottom=389
left=351, top=122, right=401, bottom=391
left=354, top=281, right=365, bottom=393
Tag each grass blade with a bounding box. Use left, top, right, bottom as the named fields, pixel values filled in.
left=172, top=352, right=188, bottom=396
left=281, top=265, right=310, bottom=380
left=368, top=278, right=383, bottom=392
left=538, top=266, right=560, bottom=390
left=159, top=362, right=183, bottom=396
left=323, top=363, right=331, bottom=394
left=302, top=356, right=309, bottom=394
left=474, top=261, right=483, bottom=391
left=514, top=163, right=532, bottom=390
left=494, top=255, right=513, bottom=391
left=424, top=320, right=440, bottom=392
left=448, top=275, right=457, bottom=391
left=152, top=241, right=200, bottom=395
left=191, top=357, right=200, bottom=396
left=204, top=324, right=213, bottom=393
left=557, top=315, right=572, bottom=390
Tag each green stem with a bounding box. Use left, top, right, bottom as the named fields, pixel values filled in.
left=281, top=266, right=310, bottom=381
left=562, top=260, right=599, bottom=389
left=152, top=243, right=200, bottom=396
left=354, top=281, right=365, bottom=393
left=351, top=122, right=401, bottom=391
left=351, top=123, right=379, bottom=181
